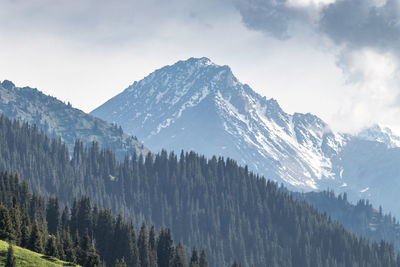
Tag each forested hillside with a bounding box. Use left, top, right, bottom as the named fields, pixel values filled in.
left=0, top=80, right=149, bottom=160
left=0, top=115, right=399, bottom=266
left=0, top=172, right=205, bottom=267
left=295, top=190, right=400, bottom=250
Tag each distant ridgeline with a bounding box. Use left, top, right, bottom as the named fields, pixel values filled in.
left=0, top=172, right=209, bottom=267
left=0, top=114, right=400, bottom=266
left=0, top=80, right=149, bottom=160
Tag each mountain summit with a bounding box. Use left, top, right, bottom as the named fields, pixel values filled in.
left=92, top=57, right=347, bottom=190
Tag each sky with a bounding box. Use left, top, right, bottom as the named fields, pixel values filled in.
left=0, top=0, right=400, bottom=133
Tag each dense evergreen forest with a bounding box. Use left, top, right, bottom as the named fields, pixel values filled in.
left=295, top=190, right=400, bottom=250
left=0, top=172, right=208, bottom=267
left=1, top=114, right=400, bottom=266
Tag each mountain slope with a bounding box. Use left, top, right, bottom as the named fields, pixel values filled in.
left=92, top=57, right=400, bottom=218
left=92, top=57, right=346, bottom=190
left=293, top=190, right=400, bottom=251
left=0, top=80, right=148, bottom=159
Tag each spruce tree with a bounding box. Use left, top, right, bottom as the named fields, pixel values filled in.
left=138, top=222, right=150, bottom=267
left=5, top=243, right=16, bottom=267
left=171, top=242, right=188, bottom=267
left=9, top=201, right=21, bottom=245
left=61, top=205, right=70, bottom=230
left=20, top=211, right=30, bottom=248
left=79, top=228, right=91, bottom=265
left=199, top=250, right=208, bottom=267
left=0, top=204, right=14, bottom=241
left=128, top=222, right=140, bottom=267
left=45, top=235, right=59, bottom=258
left=28, top=219, right=43, bottom=253
left=46, top=196, right=61, bottom=234
left=190, top=248, right=200, bottom=267
left=149, top=224, right=157, bottom=266
left=157, top=228, right=174, bottom=267
left=63, top=229, right=76, bottom=263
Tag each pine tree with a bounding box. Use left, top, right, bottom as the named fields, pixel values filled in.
left=45, top=235, right=59, bottom=258
left=61, top=205, right=70, bottom=230
left=63, top=229, right=76, bottom=263
left=171, top=242, right=188, bottom=267
left=149, top=224, right=158, bottom=266
left=20, top=211, right=30, bottom=248
left=190, top=248, right=200, bottom=267
left=56, top=233, right=65, bottom=261
left=199, top=250, right=208, bottom=267
left=157, top=228, right=174, bottom=267
left=46, top=196, right=61, bottom=234
left=20, top=223, right=30, bottom=248
left=138, top=222, right=150, bottom=267
left=231, top=260, right=241, bottom=267
left=0, top=204, right=14, bottom=241
left=28, top=219, right=43, bottom=253
left=128, top=222, right=140, bottom=267
left=79, top=228, right=91, bottom=265
left=5, top=243, right=16, bottom=267
left=9, top=200, right=22, bottom=245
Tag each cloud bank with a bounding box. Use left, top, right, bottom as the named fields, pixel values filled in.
left=235, top=0, right=400, bottom=132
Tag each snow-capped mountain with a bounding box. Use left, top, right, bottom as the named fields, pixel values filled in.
left=358, top=125, right=400, bottom=148
left=92, top=57, right=400, bottom=217
left=92, top=57, right=348, bottom=190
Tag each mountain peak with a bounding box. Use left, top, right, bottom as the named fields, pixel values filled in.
left=358, top=124, right=400, bottom=148
left=92, top=58, right=346, bottom=191
left=183, top=57, right=213, bottom=66
left=1, top=80, right=15, bottom=90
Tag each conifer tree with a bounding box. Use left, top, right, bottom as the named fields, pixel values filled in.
left=171, top=242, right=188, bottom=267
left=199, top=250, right=208, bottom=267
left=128, top=222, right=140, bottom=267
left=9, top=200, right=21, bottom=245
left=61, top=206, right=70, bottom=230
left=149, top=224, right=158, bottom=266
left=46, top=196, right=61, bottom=234
left=138, top=222, right=150, bottom=267
left=0, top=204, right=14, bottom=241
left=20, top=211, right=30, bottom=248
left=63, top=229, right=76, bottom=263
left=28, top=219, right=43, bottom=253
left=45, top=235, right=59, bottom=258
left=157, top=228, right=174, bottom=267
left=5, top=243, right=16, bottom=267
left=189, top=248, right=200, bottom=267
left=56, top=233, right=65, bottom=261
left=79, top=228, right=91, bottom=265
left=20, top=223, right=30, bottom=248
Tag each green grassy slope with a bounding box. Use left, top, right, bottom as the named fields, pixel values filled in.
left=0, top=240, right=78, bottom=267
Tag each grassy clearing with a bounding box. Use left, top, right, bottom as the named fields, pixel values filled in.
left=0, top=239, right=78, bottom=266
